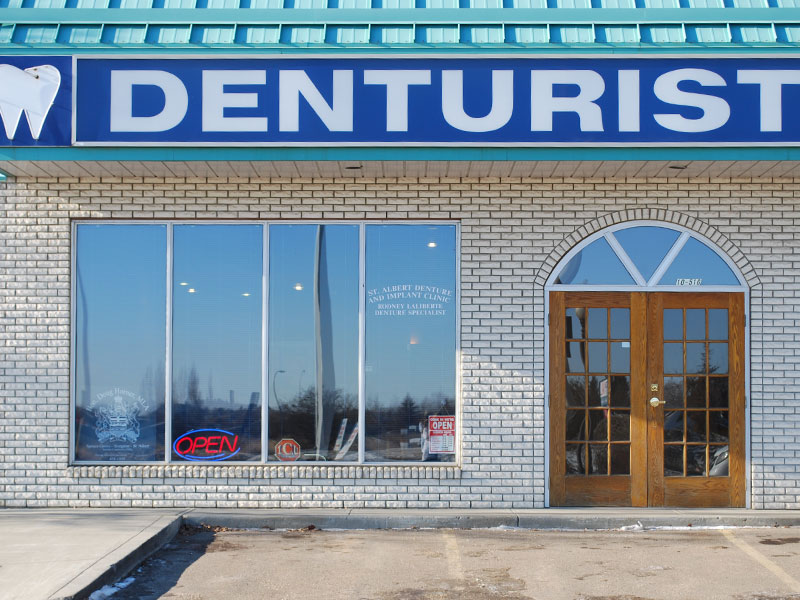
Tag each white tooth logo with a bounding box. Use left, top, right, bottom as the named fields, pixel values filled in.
left=0, top=64, right=61, bottom=141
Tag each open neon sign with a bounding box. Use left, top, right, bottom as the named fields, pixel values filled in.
left=173, top=429, right=240, bottom=462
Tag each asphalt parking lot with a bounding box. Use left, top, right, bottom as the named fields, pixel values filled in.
left=104, top=525, right=800, bottom=600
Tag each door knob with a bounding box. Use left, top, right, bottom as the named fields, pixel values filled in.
left=650, top=397, right=665, bottom=407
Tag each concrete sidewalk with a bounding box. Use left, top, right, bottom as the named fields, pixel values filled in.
left=3, top=507, right=800, bottom=600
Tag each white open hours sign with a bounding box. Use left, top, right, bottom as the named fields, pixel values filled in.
left=428, top=415, right=456, bottom=454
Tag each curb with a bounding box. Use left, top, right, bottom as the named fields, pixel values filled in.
left=182, top=509, right=800, bottom=532
left=51, top=514, right=184, bottom=600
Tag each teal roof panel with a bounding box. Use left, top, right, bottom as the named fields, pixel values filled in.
left=0, top=5, right=799, bottom=51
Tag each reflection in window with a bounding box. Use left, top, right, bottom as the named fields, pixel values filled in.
left=658, top=238, right=739, bottom=286
left=74, top=225, right=166, bottom=462
left=268, top=225, right=359, bottom=461
left=552, top=225, right=743, bottom=289
left=365, top=225, right=457, bottom=462
left=613, top=226, right=679, bottom=282
left=555, top=238, right=635, bottom=285
left=172, top=226, right=263, bottom=461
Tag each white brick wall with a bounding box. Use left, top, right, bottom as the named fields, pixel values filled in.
left=0, top=175, right=797, bottom=509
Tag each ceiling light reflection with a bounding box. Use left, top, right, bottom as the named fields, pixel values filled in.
left=294, top=283, right=304, bottom=291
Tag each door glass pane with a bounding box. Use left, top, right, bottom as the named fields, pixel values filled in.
left=686, top=411, right=707, bottom=442
left=610, top=308, right=630, bottom=338
left=587, top=308, right=607, bottom=338
left=664, top=343, right=684, bottom=374
left=566, top=376, right=585, bottom=406
left=685, top=309, right=705, bottom=340
left=172, top=225, right=263, bottom=462
left=588, top=375, right=605, bottom=407
left=566, top=307, right=586, bottom=339
left=709, top=343, right=729, bottom=374
left=709, top=445, right=729, bottom=477
left=589, top=444, right=607, bottom=474
left=566, top=410, right=586, bottom=441
left=686, top=343, right=706, bottom=374
left=554, top=237, right=636, bottom=285
left=686, top=376, right=706, bottom=408
left=365, top=225, right=457, bottom=463
left=664, top=411, right=683, bottom=442
left=269, top=224, right=359, bottom=462
left=566, top=341, right=586, bottom=373
left=610, top=444, right=630, bottom=475
left=709, top=412, right=729, bottom=443
left=74, top=225, right=166, bottom=462
left=588, top=410, right=608, bottom=441
left=588, top=342, right=607, bottom=372
left=708, top=309, right=728, bottom=340
left=686, top=445, right=706, bottom=476
left=664, top=377, right=684, bottom=409
left=609, top=376, right=630, bottom=407
left=612, top=226, right=680, bottom=282
left=709, top=377, right=729, bottom=408
left=658, top=238, right=739, bottom=286
left=663, top=309, right=683, bottom=340
left=664, top=445, right=683, bottom=476
left=610, top=411, right=630, bottom=441
left=610, top=342, right=631, bottom=372
left=566, top=444, right=585, bottom=475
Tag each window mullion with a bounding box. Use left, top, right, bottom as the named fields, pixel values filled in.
left=262, top=223, right=270, bottom=464
left=358, top=223, right=366, bottom=465
left=165, top=223, right=174, bottom=464
left=648, top=232, right=690, bottom=287
left=605, top=232, right=646, bottom=286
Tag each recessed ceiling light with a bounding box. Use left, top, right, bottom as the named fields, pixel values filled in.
left=179, top=282, right=188, bottom=286
left=294, top=283, right=303, bottom=291
left=242, top=293, right=251, bottom=297
left=427, top=242, right=437, bottom=248
left=188, top=288, right=196, bottom=293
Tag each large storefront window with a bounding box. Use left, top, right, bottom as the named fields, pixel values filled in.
left=171, top=225, right=263, bottom=462
left=72, top=222, right=458, bottom=464
left=365, top=225, right=457, bottom=462
left=74, top=225, right=166, bottom=462
left=268, top=225, right=359, bottom=461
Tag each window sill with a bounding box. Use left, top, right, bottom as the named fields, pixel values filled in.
left=67, top=464, right=462, bottom=480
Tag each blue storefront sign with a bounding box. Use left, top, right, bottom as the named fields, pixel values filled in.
left=6, top=56, right=800, bottom=147
left=0, top=56, right=72, bottom=147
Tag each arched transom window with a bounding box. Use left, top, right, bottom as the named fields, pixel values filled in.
left=548, top=222, right=746, bottom=291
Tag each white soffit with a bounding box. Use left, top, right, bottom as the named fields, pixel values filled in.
left=2, top=160, right=800, bottom=179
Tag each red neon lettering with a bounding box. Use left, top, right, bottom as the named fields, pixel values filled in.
left=193, top=437, right=208, bottom=453
left=176, top=437, right=193, bottom=454
left=222, top=435, right=239, bottom=453
left=205, top=436, right=221, bottom=454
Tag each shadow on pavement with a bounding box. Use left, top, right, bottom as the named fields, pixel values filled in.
left=105, top=524, right=216, bottom=599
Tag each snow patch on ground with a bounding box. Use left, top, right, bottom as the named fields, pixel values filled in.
left=88, top=576, right=135, bottom=599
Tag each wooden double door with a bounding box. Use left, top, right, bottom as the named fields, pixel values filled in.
left=549, top=291, right=745, bottom=507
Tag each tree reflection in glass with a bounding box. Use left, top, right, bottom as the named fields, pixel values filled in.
left=268, top=225, right=359, bottom=461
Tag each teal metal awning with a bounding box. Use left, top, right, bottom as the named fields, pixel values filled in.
left=3, top=1, right=800, bottom=174
left=2, top=2, right=800, bottom=52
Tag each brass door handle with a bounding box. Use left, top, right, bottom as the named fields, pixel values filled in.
left=649, top=397, right=666, bottom=407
